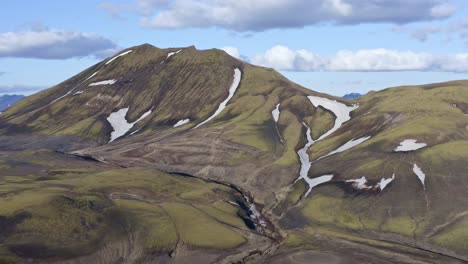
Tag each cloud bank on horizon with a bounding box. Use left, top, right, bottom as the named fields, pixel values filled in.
left=251, top=45, right=468, bottom=72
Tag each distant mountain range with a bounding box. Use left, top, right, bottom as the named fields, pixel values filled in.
left=0, top=94, right=25, bottom=111
left=342, top=92, right=363, bottom=99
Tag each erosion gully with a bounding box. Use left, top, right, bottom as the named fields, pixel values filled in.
left=69, top=152, right=286, bottom=263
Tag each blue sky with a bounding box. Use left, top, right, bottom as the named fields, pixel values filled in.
left=1, top=0, right=468, bottom=96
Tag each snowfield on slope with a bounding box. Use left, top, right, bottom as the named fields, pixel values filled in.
left=194, top=68, right=242, bottom=128
left=107, top=107, right=153, bottom=142
left=346, top=175, right=396, bottom=191
left=295, top=122, right=320, bottom=197
left=106, top=50, right=133, bottom=65
left=303, top=175, right=334, bottom=197
left=395, top=139, right=427, bottom=152
left=316, top=136, right=371, bottom=161
left=89, top=80, right=117, bottom=86
left=166, top=49, right=182, bottom=59
left=413, top=164, right=426, bottom=189
left=307, top=95, right=359, bottom=140
left=295, top=96, right=359, bottom=197
left=272, top=103, right=283, bottom=143
left=174, top=119, right=190, bottom=128
left=346, top=176, right=370, bottom=190
left=272, top=104, right=281, bottom=122
left=377, top=174, right=395, bottom=191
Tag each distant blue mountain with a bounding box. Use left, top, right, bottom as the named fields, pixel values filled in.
left=0, top=94, right=25, bottom=111
left=342, top=93, right=362, bottom=99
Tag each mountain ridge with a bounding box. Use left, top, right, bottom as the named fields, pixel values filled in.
left=0, top=45, right=467, bottom=263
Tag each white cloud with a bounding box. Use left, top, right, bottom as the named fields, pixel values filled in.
left=328, top=49, right=433, bottom=71
left=325, top=0, right=352, bottom=16
left=251, top=45, right=325, bottom=71
left=98, top=3, right=129, bottom=20
left=430, top=3, right=455, bottom=18
left=0, top=28, right=117, bottom=59
left=251, top=45, right=468, bottom=72
left=220, top=46, right=240, bottom=59
left=137, top=0, right=454, bottom=31
left=437, top=54, right=468, bottom=72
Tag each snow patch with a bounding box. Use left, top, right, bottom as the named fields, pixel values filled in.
left=304, top=175, right=334, bottom=197
left=272, top=103, right=281, bottom=122
left=106, top=50, right=133, bottom=65
left=194, top=68, right=241, bottom=128
left=166, top=49, right=182, bottom=59
left=377, top=174, right=395, bottom=191
left=317, top=136, right=371, bottom=161
left=174, top=119, right=190, bottom=128
left=272, top=103, right=283, bottom=143
left=107, top=107, right=153, bottom=143
left=73, top=91, right=84, bottom=95
left=346, top=176, right=371, bottom=190
left=307, top=95, right=358, bottom=140
left=413, top=164, right=426, bottom=189
left=89, top=80, right=117, bottom=86
left=395, top=139, right=427, bottom=152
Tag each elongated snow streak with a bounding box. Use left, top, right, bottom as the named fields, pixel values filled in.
left=73, top=91, right=84, bottom=95
left=107, top=107, right=153, bottom=142
left=174, top=119, right=190, bottom=128
left=84, top=71, right=99, bottom=82
left=89, top=80, right=117, bottom=86
left=316, top=136, right=371, bottom=161
left=395, top=139, right=427, bottom=152
left=106, top=50, right=133, bottom=65
left=51, top=71, right=101, bottom=103
left=307, top=95, right=359, bottom=140
left=166, top=49, right=182, bottom=59
left=293, top=96, right=359, bottom=196
left=129, top=129, right=141, bottom=136
left=413, top=164, right=426, bottom=189
left=194, top=68, right=242, bottom=128
left=296, top=122, right=334, bottom=197
left=377, top=174, right=395, bottom=191
left=346, top=176, right=371, bottom=190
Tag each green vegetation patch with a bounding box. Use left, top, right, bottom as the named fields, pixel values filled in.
left=302, top=194, right=363, bottom=230
left=115, top=200, right=178, bottom=250
left=420, top=140, right=468, bottom=166
left=431, top=216, right=468, bottom=254
left=162, top=203, right=246, bottom=249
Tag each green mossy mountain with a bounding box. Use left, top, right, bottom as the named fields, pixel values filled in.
left=1, top=44, right=468, bottom=263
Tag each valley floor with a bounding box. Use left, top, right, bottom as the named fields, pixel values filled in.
left=0, top=136, right=465, bottom=264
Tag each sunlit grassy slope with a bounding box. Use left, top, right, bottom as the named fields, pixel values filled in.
left=0, top=150, right=251, bottom=262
